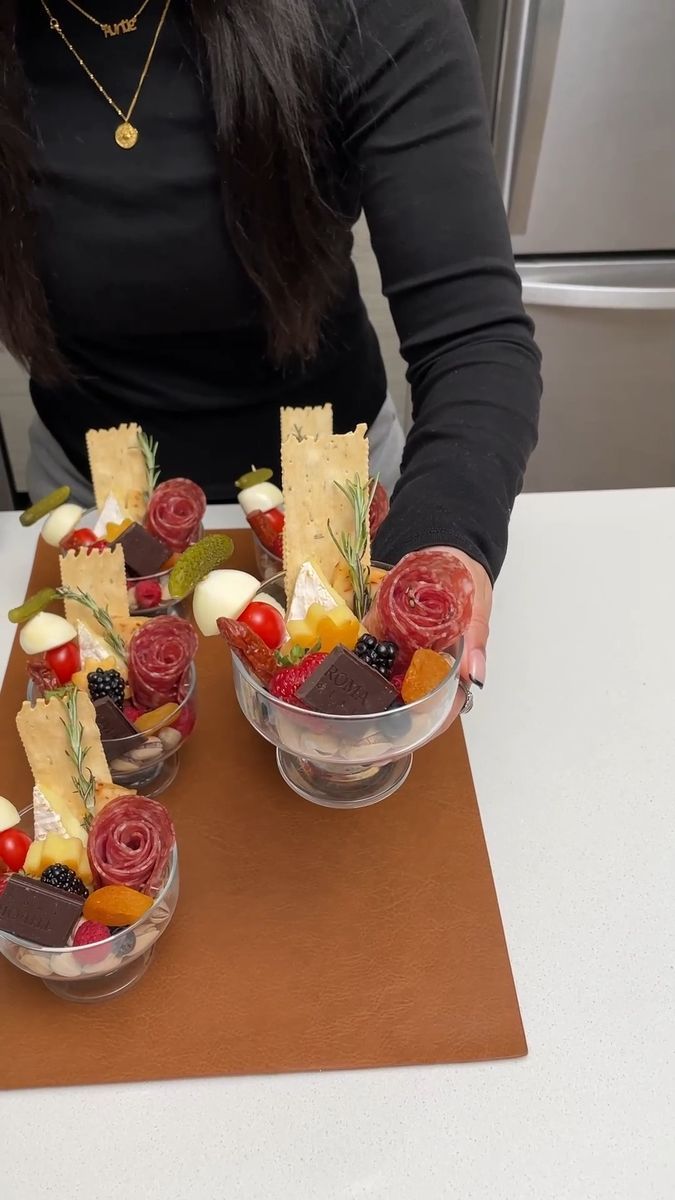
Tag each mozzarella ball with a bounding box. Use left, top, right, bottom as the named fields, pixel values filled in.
left=41, top=503, right=85, bottom=547
left=192, top=570, right=260, bottom=637
left=20, top=613, right=78, bottom=656
left=237, top=482, right=284, bottom=517
left=0, top=795, right=20, bottom=834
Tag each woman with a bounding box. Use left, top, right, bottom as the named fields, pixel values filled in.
left=0, top=0, right=540, bottom=707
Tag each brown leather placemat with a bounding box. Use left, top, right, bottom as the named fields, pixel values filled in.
left=0, top=532, right=525, bottom=1090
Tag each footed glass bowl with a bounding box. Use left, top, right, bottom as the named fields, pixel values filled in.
left=61, top=507, right=202, bottom=617
left=27, top=664, right=197, bottom=797
left=0, top=808, right=179, bottom=1003
left=230, top=571, right=462, bottom=809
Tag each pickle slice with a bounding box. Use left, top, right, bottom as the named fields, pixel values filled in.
left=8, top=587, right=60, bottom=624
left=168, top=534, right=234, bottom=599
left=234, top=467, right=273, bottom=491
left=20, top=486, right=71, bottom=527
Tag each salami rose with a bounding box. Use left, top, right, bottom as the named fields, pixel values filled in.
left=129, top=615, right=198, bottom=709
left=146, top=478, right=206, bottom=553
left=365, top=548, right=474, bottom=669
left=369, top=480, right=389, bottom=540
left=88, top=796, right=175, bottom=894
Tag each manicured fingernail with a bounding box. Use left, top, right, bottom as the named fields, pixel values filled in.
left=469, top=649, right=486, bottom=689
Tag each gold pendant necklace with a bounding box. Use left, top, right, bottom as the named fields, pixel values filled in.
left=41, top=0, right=172, bottom=149
left=61, top=0, right=153, bottom=37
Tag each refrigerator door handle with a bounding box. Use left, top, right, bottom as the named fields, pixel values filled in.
left=494, top=0, right=565, bottom=235
left=520, top=280, right=675, bottom=311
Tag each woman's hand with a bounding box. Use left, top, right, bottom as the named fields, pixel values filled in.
left=432, top=546, right=492, bottom=727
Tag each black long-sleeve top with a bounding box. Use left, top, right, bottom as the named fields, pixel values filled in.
left=17, top=0, right=540, bottom=580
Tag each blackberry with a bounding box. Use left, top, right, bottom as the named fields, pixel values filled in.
left=41, top=864, right=89, bottom=898
left=87, top=667, right=125, bottom=709
left=354, top=635, right=398, bottom=678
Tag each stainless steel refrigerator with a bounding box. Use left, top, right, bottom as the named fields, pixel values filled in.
left=464, top=0, right=675, bottom=490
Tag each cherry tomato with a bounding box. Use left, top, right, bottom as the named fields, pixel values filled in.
left=60, top=527, right=98, bottom=552
left=45, top=639, right=81, bottom=685
left=86, top=540, right=110, bottom=554
left=239, top=601, right=286, bottom=650
left=0, top=828, right=32, bottom=872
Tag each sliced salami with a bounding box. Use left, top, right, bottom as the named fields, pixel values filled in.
left=369, top=480, right=390, bottom=540
left=129, top=615, right=198, bottom=709
left=146, top=478, right=206, bottom=553
left=365, top=548, right=474, bottom=669
left=88, top=796, right=175, bottom=894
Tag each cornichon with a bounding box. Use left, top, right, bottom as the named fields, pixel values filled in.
left=168, top=534, right=234, bottom=599
left=19, top=486, right=71, bottom=527
left=8, top=588, right=60, bottom=624
left=234, top=467, right=273, bottom=491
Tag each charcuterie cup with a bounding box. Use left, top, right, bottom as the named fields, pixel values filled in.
left=27, top=664, right=197, bottom=797
left=60, top=508, right=203, bottom=617
left=0, top=808, right=179, bottom=1003
left=229, top=571, right=462, bottom=809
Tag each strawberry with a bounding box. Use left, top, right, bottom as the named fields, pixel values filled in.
left=247, top=508, right=284, bottom=559
left=269, top=652, right=327, bottom=706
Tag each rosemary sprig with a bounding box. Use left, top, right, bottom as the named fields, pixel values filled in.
left=59, top=684, right=95, bottom=828
left=327, top=474, right=377, bottom=621
left=138, top=429, right=161, bottom=498
left=56, top=586, right=127, bottom=662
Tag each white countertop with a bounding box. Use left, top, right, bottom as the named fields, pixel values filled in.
left=1, top=491, right=673, bottom=1200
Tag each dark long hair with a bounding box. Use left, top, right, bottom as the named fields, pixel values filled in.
left=0, top=0, right=350, bottom=384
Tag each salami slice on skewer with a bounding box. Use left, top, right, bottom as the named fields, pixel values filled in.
left=88, top=796, right=175, bottom=894
left=365, top=548, right=474, bottom=670
left=129, top=615, right=198, bottom=709
left=146, top=478, right=206, bottom=553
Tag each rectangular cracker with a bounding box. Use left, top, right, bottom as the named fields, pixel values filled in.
left=60, top=545, right=130, bottom=637
left=95, top=781, right=136, bottom=815
left=280, top=404, right=333, bottom=445
left=86, top=422, right=148, bottom=521
left=16, top=693, right=111, bottom=836
left=281, top=424, right=370, bottom=598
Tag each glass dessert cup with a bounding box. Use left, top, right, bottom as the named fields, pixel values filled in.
left=251, top=531, right=282, bottom=583
left=0, top=808, right=179, bottom=1003
left=27, top=664, right=197, bottom=797
left=230, top=571, right=463, bottom=809
left=61, top=508, right=202, bottom=618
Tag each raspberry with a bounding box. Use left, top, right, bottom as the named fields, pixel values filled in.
left=134, top=579, right=163, bottom=609
left=269, top=652, right=327, bottom=706
left=390, top=673, right=405, bottom=695
left=73, top=920, right=111, bottom=965
left=124, top=702, right=145, bottom=725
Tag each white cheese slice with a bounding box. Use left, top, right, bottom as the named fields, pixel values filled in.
left=77, top=620, right=112, bottom=665
left=93, top=493, right=126, bottom=538
left=286, top=561, right=342, bottom=622
left=33, top=784, right=68, bottom=841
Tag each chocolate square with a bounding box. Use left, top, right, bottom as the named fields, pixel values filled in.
left=0, top=874, right=83, bottom=947
left=295, top=646, right=398, bottom=716
left=110, top=522, right=169, bottom=578
left=94, top=696, right=143, bottom=757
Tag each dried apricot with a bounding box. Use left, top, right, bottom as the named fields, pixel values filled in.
left=83, top=884, right=153, bottom=926
left=134, top=703, right=179, bottom=732
left=401, top=648, right=451, bottom=704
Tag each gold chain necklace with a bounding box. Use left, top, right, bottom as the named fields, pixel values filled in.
left=40, top=0, right=172, bottom=149
left=61, top=0, right=153, bottom=38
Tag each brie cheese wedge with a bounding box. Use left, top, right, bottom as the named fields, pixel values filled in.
left=94, top=493, right=126, bottom=538
left=32, top=784, right=69, bottom=841
left=286, top=561, right=342, bottom=623
left=76, top=620, right=113, bottom=666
